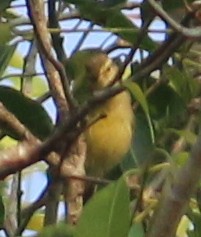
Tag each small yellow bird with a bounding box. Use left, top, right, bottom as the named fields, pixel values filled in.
left=66, top=49, right=134, bottom=177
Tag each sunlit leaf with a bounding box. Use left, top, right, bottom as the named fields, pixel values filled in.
left=0, top=136, right=17, bottom=149
left=172, top=152, right=189, bottom=166
left=8, top=49, right=24, bottom=69
left=176, top=215, right=191, bottom=237
left=8, top=76, right=48, bottom=98
left=27, top=213, right=44, bottom=231
left=124, top=81, right=155, bottom=144
left=2, top=8, right=20, bottom=19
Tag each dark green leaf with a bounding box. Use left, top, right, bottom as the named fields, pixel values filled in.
left=148, top=84, right=187, bottom=125
left=132, top=111, right=154, bottom=165
left=100, top=0, right=127, bottom=7
left=0, top=86, right=53, bottom=140
left=0, top=0, right=13, bottom=13
left=162, top=0, right=195, bottom=13
left=164, top=66, right=198, bottom=103
left=37, top=223, right=75, bottom=237
left=166, top=128, right=197, bottom=145
left=187, top=211, right=201, bottom=237
left=140, top=0, right=156, bottom=25
left=0, top=45, right=16, bottom=77
left=121, top=146, right=137, bottom=171
left=0, top=195, right=4, bottom=227
left=0, top=23, right=13, bottom=45
left=75, top=177, right=130, bottom=237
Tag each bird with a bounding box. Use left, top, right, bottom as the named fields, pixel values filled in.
left=65, top=49, right=134, bottom=177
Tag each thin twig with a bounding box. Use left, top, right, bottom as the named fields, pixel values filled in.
left=1, top=72, right=45, bottom=80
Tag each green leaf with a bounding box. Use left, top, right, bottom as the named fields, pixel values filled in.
left=0, top=0, right=13, bottom=13
left=124, top=81, right=155, bottom=144
left=0, top=23, right=13, bottom=44
left=164, top=66, right=198, bottom=103
left=8, top=49, right=24, bottom=69
left=162, top=0, right=195, bottom=13
left=129, top=223, right=144, bottom=237
left=64, top=0, right=156, bottom=51
left=167, top=128, right=197, bottom=145
left=172, top=151, right=189, bottom=166
left=0, top=136, right=17, bottom=149
left=131, top=112, right=154, bottom=165
left=75, top=177, right=130, bottom=237
left=0, top=195, right=4, bottom=227
left=65, top=50, right=92, bottom=103
left=2, top=8, right=20, bottom=20
left=101, top=0, right=126, bottom=7
left=0, top=86, right=53, bottom=140
left=162, top=0, right=195, bottom=23
left=0, top=45, right=16, bottom=77
left=37, top=223, right=75, bottom=237
left=148, top=84, right=187, bottom=125
left=177, top=215, right=191, bottom=237
left=125, top=81, right=149, bottom=115
left=8, top=75, right=49, bottom=98
left=187, top=211, right=201, bottom=237
left=121, top=146, right=138, bottom=170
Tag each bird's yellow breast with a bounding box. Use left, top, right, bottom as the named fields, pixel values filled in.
left=84, top=91, right=134, bottom=176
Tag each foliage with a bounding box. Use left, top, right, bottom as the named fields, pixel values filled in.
left=75, top=177, right=130, bottom=237
left=0, top=1, right=201, bottom=237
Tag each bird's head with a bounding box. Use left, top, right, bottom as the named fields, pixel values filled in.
left=65, top=49, right=119, bottom=103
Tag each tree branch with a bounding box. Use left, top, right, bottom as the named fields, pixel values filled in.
left=146, top=133, right=201, bottom=237
left=26, top=0, right=74, bottom=115
left=0, top=84, right=122, bottom=178
left=0, top=102, right=36, bottom=141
